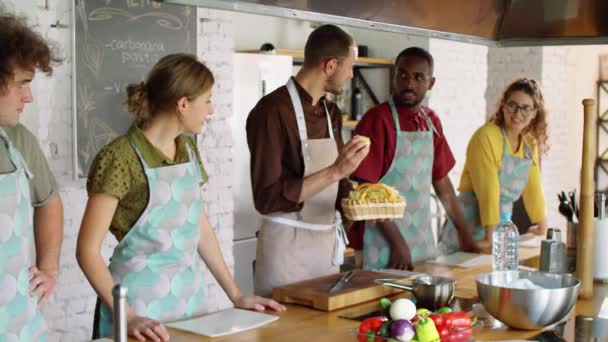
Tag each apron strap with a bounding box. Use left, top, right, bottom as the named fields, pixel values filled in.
left=500, top=128, right=534, bottom=162
left=419, top=107, right=440, bottom=137
left=387, top=97, right=401, bottom=132
left=183, top=140, right=204, bottom=184
left=321, top=100, right=334, bottom=140
left=286, top=78, right=335, bottom=172
left=263, top=211, right=348, bottom=265
left=0, top=127, right=33, bottom=179
left=128, top=138, right=151, bottom=170
left=387, top=97, right=439, bottom=136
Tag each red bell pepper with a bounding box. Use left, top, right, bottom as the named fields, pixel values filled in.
left=442, top=312, right=472, bottom=329
left=358, top=316, right=388, bottom=342
left=440, top=312, right=473, bottom=342
left=442, top=326, right=473, bottom=342
left=429, top=313, right=444, bottom=330
left=438, top=325, right=450, bottom=338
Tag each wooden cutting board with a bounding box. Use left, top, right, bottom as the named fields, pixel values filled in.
left=271, top=270, right=408, bottom=311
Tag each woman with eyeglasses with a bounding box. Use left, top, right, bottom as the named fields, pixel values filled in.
left=438, top=78, right=548, bottom=253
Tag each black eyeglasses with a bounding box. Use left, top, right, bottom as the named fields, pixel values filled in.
left=505, top=101, right=536, bottom=118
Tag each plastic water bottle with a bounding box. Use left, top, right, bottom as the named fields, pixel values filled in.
left=492, top=212, right=519, bottom=271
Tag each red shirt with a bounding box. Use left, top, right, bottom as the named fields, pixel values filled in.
left=347, top=99, right=456, bottom=249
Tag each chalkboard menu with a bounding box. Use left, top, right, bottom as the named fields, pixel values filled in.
left=75, top=0, right=196, bottom=177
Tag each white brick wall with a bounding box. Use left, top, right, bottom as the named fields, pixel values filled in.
left=486, top=47, right=543, bottom=118
left=3, top=2, right=235, bottom=341
left=429, top=39, right=488, bottom=186
left=541, top=46, right=583, bottom=230
left=197, top=7, right=235, bottom=314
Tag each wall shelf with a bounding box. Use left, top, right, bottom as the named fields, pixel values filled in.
left=238, top=49, right=393, bottom=67
left=596, top=80, right=608, bottom=189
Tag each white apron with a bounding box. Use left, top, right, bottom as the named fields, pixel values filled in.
left=254, top=78, right=347, bottom=296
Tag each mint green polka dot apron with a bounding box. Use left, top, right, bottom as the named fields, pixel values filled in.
left=96, top=140, right=205, bottom=337
left=438, top=128, right=532, bottom=254
left=0, top=127, right=48, bottom=342
left=363, top=98, right=438, bottom=268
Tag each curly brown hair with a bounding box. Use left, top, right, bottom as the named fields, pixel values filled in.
left=0, top=15, right=62, bottom=94
left=489, top=78, right=549, bottom=154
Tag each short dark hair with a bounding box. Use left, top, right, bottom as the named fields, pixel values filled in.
left=0, top=15, right=61, bottom=93
left=304, top=24, right=354, bottom=67
left=395, top=47, right=434, bottom=74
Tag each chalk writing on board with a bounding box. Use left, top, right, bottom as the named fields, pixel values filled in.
left=74, top=0, right=195, bottom=177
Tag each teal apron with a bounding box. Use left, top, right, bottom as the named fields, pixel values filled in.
left=438, top=128, right=533, bottom=254
left=96, top=140, right=205, bottom=337
left=363, top=98, right=438, bottom=268
left=0, top=127, right=48, bottom=341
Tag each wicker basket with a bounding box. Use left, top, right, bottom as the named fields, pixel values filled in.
left=341, top=198, right=406, bottom=221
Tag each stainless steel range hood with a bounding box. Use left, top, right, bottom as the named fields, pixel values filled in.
left=156, top=0, right=608, bottom=46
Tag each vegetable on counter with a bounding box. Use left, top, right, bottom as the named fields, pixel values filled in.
left=390, top=320, right=416, bottom=342
left=358, top=316, right=389, bottom=342
left=436, top=307, right=452, bottom=314
left=390, top=298, right=417, bottom=321
left=357, top=298, right=474, bottom=342
left=442, top=312, right=472, bottom=329
left=414, top=317, right=440, bottom=342
left=416, top=308, right=432, bottom=317
left=378, top=321, right=393, bottom=337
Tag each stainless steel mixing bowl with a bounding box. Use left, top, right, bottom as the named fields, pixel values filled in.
left=476, top=271, right=580, bottom=330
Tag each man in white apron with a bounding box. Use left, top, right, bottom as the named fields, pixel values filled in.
left=0, top=15, right=64, bottom=340
left=349, top=47, right=479, bottom=270
left=247, top=25, right=370, bottom=296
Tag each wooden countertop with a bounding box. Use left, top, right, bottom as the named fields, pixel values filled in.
left=125, top=246, right=607, bottom=341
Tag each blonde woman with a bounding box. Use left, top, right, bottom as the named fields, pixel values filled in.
left=77, top=54, right=284, bottom=341
left=439, top=78, right=548, bottom=253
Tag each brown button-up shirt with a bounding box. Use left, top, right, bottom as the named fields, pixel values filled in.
left=246, top=77, right=352, bottom=215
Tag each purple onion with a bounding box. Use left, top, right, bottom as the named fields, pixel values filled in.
left=390, top=319, right=415, bottom=342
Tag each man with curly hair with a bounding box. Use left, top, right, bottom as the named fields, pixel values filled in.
left=0, top=14, right=64, bottom=340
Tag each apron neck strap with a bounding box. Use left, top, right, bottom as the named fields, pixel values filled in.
left=387, top=97, right=439, bottom=136
left=286, top=77, right=334, bottom=142
left=128, top=138, right=150, bottom=170
left=183, top=139, right=204, bottom=183
left=0, top=126, right=33, bottom=178
left=500, top=127, right=533, bottom=160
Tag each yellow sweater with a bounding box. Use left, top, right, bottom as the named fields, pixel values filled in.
left=459, top=122, right=546, bottom=226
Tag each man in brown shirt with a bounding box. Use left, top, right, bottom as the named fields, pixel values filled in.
left=247, top=24, right=369, bottom=296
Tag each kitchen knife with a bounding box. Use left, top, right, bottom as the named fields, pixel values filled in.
left=328, top=271, right=355, bottom=294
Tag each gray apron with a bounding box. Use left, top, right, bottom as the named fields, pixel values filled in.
left=363, top=98, right=438, bottom=268
left=254, top=78, right=347, bottom=297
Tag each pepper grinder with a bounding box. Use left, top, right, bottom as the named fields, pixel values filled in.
left=113, top=284, right=127, bottom=342
left=539, top=228, right=567, bottom=274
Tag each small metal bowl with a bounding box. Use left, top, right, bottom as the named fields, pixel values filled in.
left=376, top=275, right=455, bottom=310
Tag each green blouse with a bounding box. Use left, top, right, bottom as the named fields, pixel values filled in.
left=87, top=125, right=208, bottom=241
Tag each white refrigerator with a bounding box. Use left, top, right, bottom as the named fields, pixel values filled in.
left=231, top=53, right=293, bottom=294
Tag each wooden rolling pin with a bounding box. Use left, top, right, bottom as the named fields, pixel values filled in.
left=577, top=98, right=596, bottom=299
